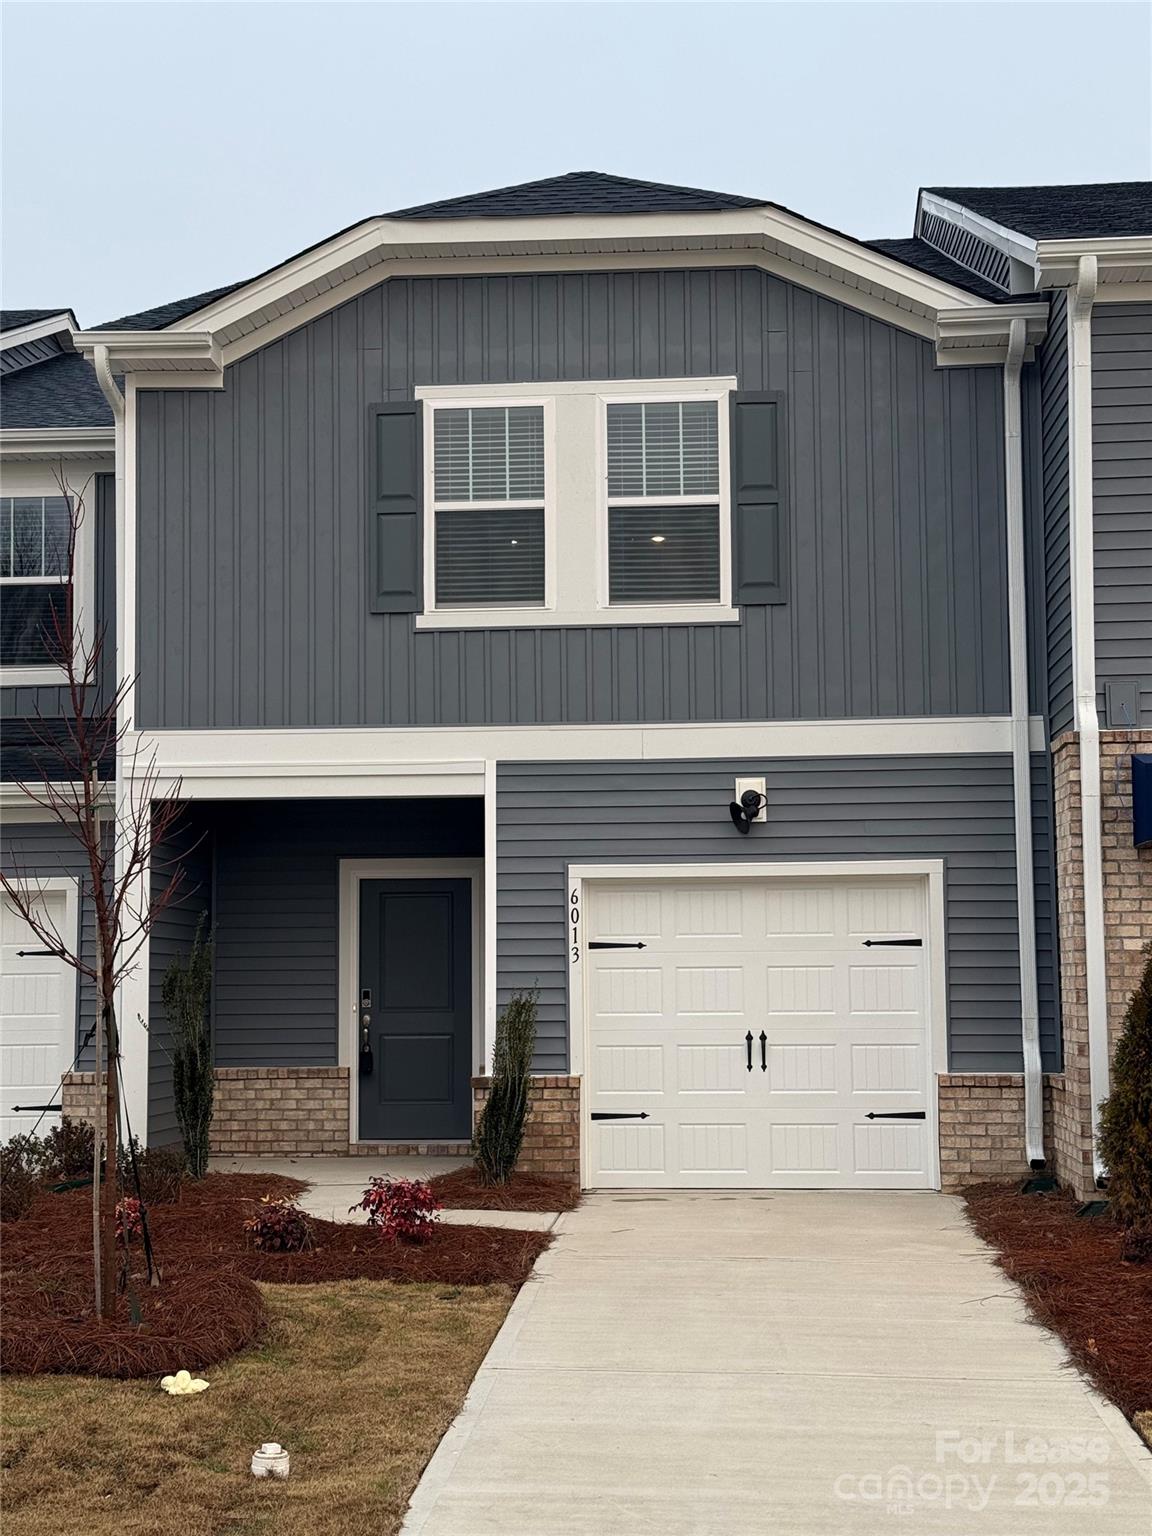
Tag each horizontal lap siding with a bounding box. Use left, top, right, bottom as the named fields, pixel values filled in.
left=136, top=269, right=1008, bottom=729
left=1093, top=303, right=1152, bottom=726
left=146, top=819, right=213, bottom=1146
left=204, top=799, right=483, bottom=1067
left=497, top=755, right=1058, bottom=1076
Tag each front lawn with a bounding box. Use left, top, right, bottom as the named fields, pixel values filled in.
left=963, top=1182, right=1152, bottom=1421
left=2, top=1278, right=512, bottom=1536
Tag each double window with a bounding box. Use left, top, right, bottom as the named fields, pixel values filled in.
left=0, top=496, right=72, bottom=669
left=421, top=379, right=734, bottom=626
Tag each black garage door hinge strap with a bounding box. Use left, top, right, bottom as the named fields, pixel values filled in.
left=590, top=1112, right=650, bottom=1121
left=588, top=940, right=647, bottom=950
left=865, top=1111, right=926, bottom=1120
left=862, top=938, right=922, bottom=947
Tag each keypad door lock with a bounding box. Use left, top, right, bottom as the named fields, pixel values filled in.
left=359, top=989, right=374, bottom=1076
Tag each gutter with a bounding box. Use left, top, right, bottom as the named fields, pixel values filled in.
left=1066, top=256, right=1111, bottom=1183
left=1003, top=316, right=1046, bottom=1166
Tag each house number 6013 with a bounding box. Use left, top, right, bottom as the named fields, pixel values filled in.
left=570, top=887, right=580, bottom=964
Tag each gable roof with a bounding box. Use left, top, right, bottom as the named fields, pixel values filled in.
left=93, top=282, right=245, bottom=332
left=0, top=351, right=114, bottom=428
left=924, top=182, right=1152, bottom=240
left=865, top=238, right=1012, bottom=303
left=1, top=308, right=73, bottom=333
left=387, top=170, right=769, bottom=219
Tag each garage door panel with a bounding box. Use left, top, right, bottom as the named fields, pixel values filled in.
left=1, top=893, right=72, bottom=1143
left=595, top=886, right=663, bottom=938
left=586, top=876, right=933, bottom=1191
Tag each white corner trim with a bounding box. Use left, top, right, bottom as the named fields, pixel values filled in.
left=1003, top=317, right=1044, bottom=1165
left=337, top=858, right=484, bottom=1146
left=483, top=761, right=498, bottom=1075
left=1067, top=256, right=1111, bottom=1177
left=566, top=858, right=948, bottom=1192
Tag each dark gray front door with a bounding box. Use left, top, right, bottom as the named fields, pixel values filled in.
left=358, top=879, right=472, bottom=1141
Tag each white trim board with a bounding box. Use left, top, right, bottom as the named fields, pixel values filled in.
left=124, top=715, right=1048, bottom=797
left=337, top=858, right=484, bottom=1147
left=0, top=313, right=76, bottom=352
left=565, top=858, right=948, bottom=1192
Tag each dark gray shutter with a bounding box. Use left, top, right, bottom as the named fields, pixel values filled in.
left=369, top=401, right=422, bottom=614
left=731, top=392, right=787, bottom=605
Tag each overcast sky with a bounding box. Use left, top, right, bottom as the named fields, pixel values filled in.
left=3, top=1, right=1150, bottom=325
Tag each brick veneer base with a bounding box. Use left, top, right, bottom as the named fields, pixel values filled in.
left=1052, top=730, right=1152, bottom=1198
left=473, top=1075, right=580, bottom=1181
left=209, top=1067, right=350, bottom=1156
left=937, top=1074, right=1058, bottom=1190
left=61, top=1071, right=101, bottom=1133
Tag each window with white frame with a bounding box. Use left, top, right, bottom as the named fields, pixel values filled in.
left=605, top=400, right=721, bottom=605
left=431, top=404, right=547, bottom=608
left=0, top=496, right=72, bottom=669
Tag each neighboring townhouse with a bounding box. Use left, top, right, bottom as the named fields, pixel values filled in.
left=1, top=172, right=1148, bottom=1198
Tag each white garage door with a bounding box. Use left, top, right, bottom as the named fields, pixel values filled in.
left=1, top=892, right=73, bottom=1142
left=585, top=875, right=934, bottom=1190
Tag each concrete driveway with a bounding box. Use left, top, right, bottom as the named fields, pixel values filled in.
left=402, top=1191, right=1151, bottom=1535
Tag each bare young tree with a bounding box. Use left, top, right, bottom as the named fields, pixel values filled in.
left=1, top=470, right=184, bottom=1318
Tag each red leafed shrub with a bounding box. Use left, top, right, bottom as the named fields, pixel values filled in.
left=115, top=1197, right=143, bottom=1242
left=352, top=1177, right=440, bottom=1243
left=243, top=1195, right=314, bottom=1253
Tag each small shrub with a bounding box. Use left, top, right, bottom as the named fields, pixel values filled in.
left=41, top=1116, right=95, bottom=1180
left=1098, top=945, right=1152, bottom=1239
left=117, top=1137, right=187, bottom=1206
left=2, top=1132, right=48, bottom=1179
left=473, top=990, right=537, bottom=1185
left=116, top=1196, right=143, bottom=1242
left=164, top=916, right=215, bottom=1178
left=0, top=1142, right=41, bottom=1222
left=243, top=1195, right=315, bottom=1253
left=352, top=1176, right=440, bottom=1243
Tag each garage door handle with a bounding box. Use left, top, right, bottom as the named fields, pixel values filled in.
left=865, top=1111, right=926, bottom=1120
left=745, top=1031, right=753, bottom=1071
left=759, top=1031, right=767, bottom=1071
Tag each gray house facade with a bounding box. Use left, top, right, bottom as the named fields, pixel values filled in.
left=2, top=173, right=1149, bottom=1195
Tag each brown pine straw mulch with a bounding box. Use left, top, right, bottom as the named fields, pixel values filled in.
left=963, top=1182, right=1152, bottom=1421
left=1, top=1173, right=551, bottom=1380
left=428, top=1166, right=581, bottom=1212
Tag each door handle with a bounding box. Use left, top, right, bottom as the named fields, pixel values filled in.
left=745, top=1031, right=753, bottom=1072
left=759, top=1031, right=767, bottom=1072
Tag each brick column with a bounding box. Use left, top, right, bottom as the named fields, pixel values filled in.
left=472, top=1074, right=580, bottom=1181
left=1051, top=730, right=1152, bottom=1197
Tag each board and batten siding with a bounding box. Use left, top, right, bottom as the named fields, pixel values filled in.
left=135, top=268, right=1009, bottom=730
left=496, top=755, right=1060, bottom=1076
left=1093, top=302, right=1152, bottom=728
left=0, top=472, right=116, bottom=724
left=146, top=817, right=213, bottom=1146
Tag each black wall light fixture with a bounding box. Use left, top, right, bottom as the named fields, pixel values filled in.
left=729, top=788, right=765, bottom=834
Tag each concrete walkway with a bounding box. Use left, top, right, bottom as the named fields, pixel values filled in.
left=402, top=1191, right=1152, bottom=1535
left=213, top=1155, right=559, bottom=1232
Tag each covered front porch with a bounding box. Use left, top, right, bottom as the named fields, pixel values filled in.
left=146, top=796, right=486, bottom=1158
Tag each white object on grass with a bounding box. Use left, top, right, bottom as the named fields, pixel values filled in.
left=160, top=1369, right=210, bottom=1395
left=251, top=1442, right=290, bottom=1479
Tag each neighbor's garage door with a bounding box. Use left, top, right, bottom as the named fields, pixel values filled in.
left=585, top=877, right=932, bottom=1190
left=1, top=893, right=73, bottom=1141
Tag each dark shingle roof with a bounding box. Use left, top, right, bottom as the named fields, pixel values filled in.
left=0, top=352, right=113, bottom=428
left=1, top=308, right=73, bottom=333
left=924, top=182, right=1152, bottom=240
left=866, top=238, right=1015, bottom=302
left=93, top=282, right=245, bottom=331
left=387, top=170, right=768, bottom=220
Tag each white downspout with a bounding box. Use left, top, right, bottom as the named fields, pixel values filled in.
left=1003, top=317, right=1045, bottom=1166
left=91, top=348, right=148, bottom=1141
left=1067, top=255, right=1110, bottom=1185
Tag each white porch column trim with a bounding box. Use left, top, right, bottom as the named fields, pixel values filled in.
left=114, top=770, right=151, bottom=1145
left=1068, top=254, right=1110, bottom=1181
left=483, top=760, right=498, bottom=1075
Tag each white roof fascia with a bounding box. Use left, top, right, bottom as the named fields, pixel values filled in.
left=0, top=311, right=77, bottom=351
left=917, top=192, right=1038, bottom=268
